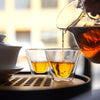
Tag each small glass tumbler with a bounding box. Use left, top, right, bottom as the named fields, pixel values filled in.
left=45, top=48, right=80, bottom=82
left=26, top=49, right=49, bottom=75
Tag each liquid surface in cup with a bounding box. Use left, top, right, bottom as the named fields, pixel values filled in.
left=68, top=27, right=100, bottom=63
left=31, top=62, right=48, bottom=73
left=51, top=62, right=74, bottom=78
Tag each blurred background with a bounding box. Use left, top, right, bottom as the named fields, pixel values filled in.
left=0, top=0, right=100, bottom=91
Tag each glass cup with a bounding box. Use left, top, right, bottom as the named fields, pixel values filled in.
left=45, top=48, right=80, bottom=82
left=26, top=49, right=49, bottom=75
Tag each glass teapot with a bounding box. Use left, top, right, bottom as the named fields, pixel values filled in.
left=56, top=0, right=100, bottom=63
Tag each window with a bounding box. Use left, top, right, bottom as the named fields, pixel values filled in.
left=15, top=0, right=30, bottom=10
left=16, top=31, right=30, bottom=44
left=0, top=0, right=5, bottom=10
left=41, top=0, right=57, bottom=8
left=41, top=30, right=57, bottom=45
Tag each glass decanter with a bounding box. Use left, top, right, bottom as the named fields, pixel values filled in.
left=56, top=0, right=100, bottom=63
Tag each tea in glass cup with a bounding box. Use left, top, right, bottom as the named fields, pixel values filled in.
left=26, top=49, right=49, bottom=74
left=45, top=48, right=80, bottom=82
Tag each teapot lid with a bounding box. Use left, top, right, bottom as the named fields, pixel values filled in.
left=83, top=0, right=100, bottom=21
left=84, top=0, right=100, bottom=16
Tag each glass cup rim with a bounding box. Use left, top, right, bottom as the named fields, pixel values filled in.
left=26, top=48, right=46, bottom=51
left=26, top=47, right=80, bottom=51
left=45, top=47, right=80, bottom=51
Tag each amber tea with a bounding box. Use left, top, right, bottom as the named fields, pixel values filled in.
left=31, top=62, right=48, bottom=73
left=46, top=48, right=80, bottom=82
left=26, top=49, right=49, bottom=74
left=68, top=27, right=100, bottom=63
left=51, top=62, right=74, bottom=78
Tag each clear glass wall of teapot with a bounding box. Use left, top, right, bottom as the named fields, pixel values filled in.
left=67, top=0, right=100, bottom=63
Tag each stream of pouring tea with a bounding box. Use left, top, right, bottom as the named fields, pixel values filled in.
left=53, top=28, right=75, bottom=78
left=62, top=29, right=65, bottom=48
left=51, top=28, right=74, bottom=78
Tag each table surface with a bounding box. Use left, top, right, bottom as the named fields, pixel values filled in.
left=71, top=89, right=100, bottom=100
